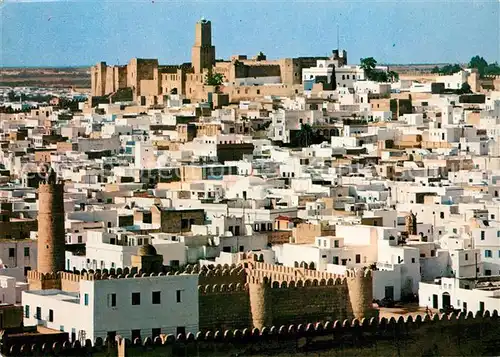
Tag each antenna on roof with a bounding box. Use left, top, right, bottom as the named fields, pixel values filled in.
left=337, top=24, right=340, bottom=50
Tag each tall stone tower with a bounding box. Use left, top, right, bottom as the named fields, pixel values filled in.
left=191, top=18, right=216, bottom=74
left=37, top=169, right=65, bottom=274
left=346, top=268, right=378, bottom=320
left=248, top=276, right=273, bottom=330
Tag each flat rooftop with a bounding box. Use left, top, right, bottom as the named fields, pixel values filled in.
left=26, top=289, right=79, bottom=303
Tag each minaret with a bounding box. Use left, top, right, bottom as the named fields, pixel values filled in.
left=37, top=169, right=65, bottom=274
left=191, top=18, right=216, bottom=74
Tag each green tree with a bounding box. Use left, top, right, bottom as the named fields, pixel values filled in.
left=469, top=55, right=488, bottom=76
left=431, top=66, right=440, bottom=74
left=459, top=82, right=472, bottom=94
left=440, top=64, right=462, bottom=75
left=204, top=72, right=225, bottom=86
left=484, top=62, right=500, bottom=76
left=387, top=70, right=399, bottom=82
left=360, top=57, right=377, bottom=77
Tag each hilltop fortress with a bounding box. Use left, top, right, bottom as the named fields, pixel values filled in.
left=90, top=18, right=347, bottom=105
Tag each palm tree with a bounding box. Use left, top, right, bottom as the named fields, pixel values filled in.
left=297, top=123, right=314, bottom=147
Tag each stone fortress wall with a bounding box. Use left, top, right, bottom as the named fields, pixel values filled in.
left=3, top=310, right=499, bottom=356
left=27, top=252, right=376, bottom=333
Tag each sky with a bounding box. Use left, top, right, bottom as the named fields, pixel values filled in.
left=1, top=0, right=499, bottom=67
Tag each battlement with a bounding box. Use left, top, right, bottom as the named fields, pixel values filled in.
left=247, top=276, right=346, bottom=288
left=345, top=267, right=372, bottom=279
left=198, top=283, right=249, bottom=294
left=3, top=311, right=498, bottom=356
left=27, top=271, right=60, bottom=281
left=245, top=261, right=347, bottom=284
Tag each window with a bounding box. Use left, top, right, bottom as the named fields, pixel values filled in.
left=411, top=258, right=416, bottom=263
left=78, top=236, right=83, bottom=243
left=152, top=291, right=161, bottom=304
left=176, top=326, right=186, bottom=336
left=60, top=326, right=64, bottom=332
left=355, top=254, right=361, bottom=264
left=485, top=269, right=492, bottom=276
left=479, top=301, right=485, bottom=312
left=152, top=328, right=161, bottom=339
left=24, top=305, right=29, bottom=318
left=181, top=219, right=188, bottom=229
left=108, top=293, right=116, bottom=307
left=49, top=309, right=53, bottom=322
left=84, top=293, right=89, bottom=306
left=497, top=231, right=500, bottom=238
left=485, top=250, right=492, bottom=258
left=465, top=253, right=468, bottom=261
left=332, top=256, right=339, bottom=264
left=440, top=212, right=444, bottom=219
left=132, top=292, right=141, bottom=305
left=481, top=231, right=485, bottom=240
left=24, top=247, right=29, bottom=257
left=8, top=248, right=14, bottom=258
left=176, top=290, right=182, bottom=303
left=334, top=240, right=339, bottom=248
left=131, top=329, right=141, bottom=341
left=36, top=306, right=41, bottom=319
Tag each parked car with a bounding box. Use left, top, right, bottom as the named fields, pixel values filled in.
left=439, top=305, right=461, bottom=314
left=376, top=297, right=395, bottom=308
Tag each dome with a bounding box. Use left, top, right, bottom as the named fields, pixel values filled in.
left=138, top=244, right=157, bottom=256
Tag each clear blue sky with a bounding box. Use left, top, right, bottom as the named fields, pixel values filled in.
left=1, top=0, right=499, bottom=67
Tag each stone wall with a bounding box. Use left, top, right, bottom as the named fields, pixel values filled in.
left=198, top=283, right=250, bottom=331
left=269, top=279, right=351, bottom=327
left=5, top=311, right=498, bottom=356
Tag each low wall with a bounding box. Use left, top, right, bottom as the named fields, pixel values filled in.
left=3, top=310, right=498, bottom=356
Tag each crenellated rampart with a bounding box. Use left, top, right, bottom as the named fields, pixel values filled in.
left=3, top=311, right=498, bottom=356
left=27, top=263, right=375, bottom=333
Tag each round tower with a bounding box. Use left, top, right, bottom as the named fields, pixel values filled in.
left=248, top=276, right=273, bottom=330
left=346, top=268, right=377, bottom=320
left=37, top=171, right=65, bottom=274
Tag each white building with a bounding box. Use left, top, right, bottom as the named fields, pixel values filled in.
left=419, top=276, right=500, bottom=312
left=22, top=274, right=199, bottom=342
left=0, top=239, right=37, bottom=271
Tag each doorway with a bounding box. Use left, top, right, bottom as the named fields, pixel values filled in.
left=384, top=286, right=394, bottom=300
left=442, top=293, right=451, bottom=308
left=432, top=294, right=438, bottom=309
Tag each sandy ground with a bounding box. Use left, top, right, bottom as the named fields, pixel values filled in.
left=377, top=303, right=437, bottom=319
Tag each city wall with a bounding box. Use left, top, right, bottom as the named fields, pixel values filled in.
left=3, top=311, right=498, bottom=356
left=27, top=260, right=374, bottom=336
